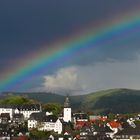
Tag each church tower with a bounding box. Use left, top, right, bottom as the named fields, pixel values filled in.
left=63, top=96, right=71, bottom=122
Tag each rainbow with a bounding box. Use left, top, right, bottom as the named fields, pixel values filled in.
left=0, top=10, right=140, bottom=91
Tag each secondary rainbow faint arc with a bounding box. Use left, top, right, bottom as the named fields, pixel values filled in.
left=0, top=11, right=140, bottom=91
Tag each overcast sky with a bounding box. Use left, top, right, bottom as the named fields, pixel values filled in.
left=0, top=0, right=140, bottom=95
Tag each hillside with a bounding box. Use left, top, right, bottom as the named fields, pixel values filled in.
left=2, top=88, right=140, bottom=114
left=1, top=92, right=65, bottom=104
left=71, top=88, right=140, bottom=114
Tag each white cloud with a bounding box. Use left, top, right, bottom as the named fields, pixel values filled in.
left=42, top=67, right=85, bottom=95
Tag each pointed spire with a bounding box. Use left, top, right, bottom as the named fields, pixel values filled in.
left=64, top=96, right=70, bottom=108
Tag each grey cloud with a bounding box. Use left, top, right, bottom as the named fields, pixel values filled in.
left=0, top=0, right=140, bottom=53
left=34, top=54, right=140, bottom=95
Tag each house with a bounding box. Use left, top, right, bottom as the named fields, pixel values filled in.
left=39, top=115, right=63, bottom=134
left=0, top=124, right=12, bottom=140
left=113, top=120, right=140, bottom=140
left=78, top=123, right=113, bottom=140
left=73, top=113, right=88, bottom=128
left=80, top=124, right=92, bottom=139
left=0, top=105, right=14, bottom=119
left=89, top=115, right=107, bottom=123
left=13, top=113, right=24, bottom=124
left=48, top=135, right=54, bottom=140
left=108, top=120, right=121, bottom=129
left=0, top=113, right=10, bottom=124
left=91, top=123, right=113, bottom=137
left=0, top=104, right=42, bottom=120
left=28, top=112, right=46, bottom=129
left=107, top=120, right=122, bottom=137
left=18, top=104, right=41, bottom=119
left=28, top=113, right=63, bottom=134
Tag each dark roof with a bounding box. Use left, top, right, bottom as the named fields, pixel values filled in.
left=29, top=112, right=46, bottom=121
left=87, top=135, right=112, bottom=140
left=80, top=125, right=91, bottom=133
left=0, top=104, right=17, bottom=108
left=57, top=118, right=64, bottom=123
left=45, top=115, right=58, bottom=122
left=19, top=104, right=40, bottom=111
left=104, top=125, right=113, bottom=133
left=0, top=104, right=41, bottom=111
left=74, top=113, right=88, bottom=120
left=0, top=113, right=10, bottom=118
left=115, top=121, right=140, bottom=135
left=29, top=113, right=58, bottom=122
left=13, top=113, right=24, bottom=118
left=92, top=124, right=113, bottom=133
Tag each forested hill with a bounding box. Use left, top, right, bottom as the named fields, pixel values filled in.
left=1, top=92, right=65, bottom=104
left=1, top=88, right=140, bottom=114
left=70, top=88, right=140, bottom=114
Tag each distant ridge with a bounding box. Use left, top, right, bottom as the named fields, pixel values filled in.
left=2, top=88, right=140, bottom=114
left=1, top=92, right=65, bottom=104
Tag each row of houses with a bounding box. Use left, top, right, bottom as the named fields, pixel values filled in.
left=0, top=104, right=41, bottom=119
left=0, top=96, right=73, bottom=140
left=0, top=97, right=140, bottom=140
left=79, top=115, right=140, bottom=140
left=0, top=104, right=64, bottom=135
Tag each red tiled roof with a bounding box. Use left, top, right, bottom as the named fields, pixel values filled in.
left=108, top=121, right=121, bottom=128
left=75, top=121, right=89, bottom=129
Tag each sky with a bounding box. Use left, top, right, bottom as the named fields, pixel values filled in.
left=0, top=0, right=140, bottom=95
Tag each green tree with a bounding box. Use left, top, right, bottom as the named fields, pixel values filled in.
left=108, top=113, right=115, bottom=120
left=30, top=130, right=50, bottom=140
left=42, top=103, right=62, bottom=116
left=0, top=95, right=28, bottom=105
left=0, top=95, right=39, bottom=105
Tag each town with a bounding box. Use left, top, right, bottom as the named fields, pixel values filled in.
left=0, top=96, right=140, bottom=140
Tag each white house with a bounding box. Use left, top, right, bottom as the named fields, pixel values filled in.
left=0, top=104, right=41, bottom=120
left=0, top=105, right=14, bottom=119
left=28, top=119, right=38, bottom=129
left=54, top=119, right=63, bottom=134
left=42, top=119, right=62, bottom=134
left=28, top=112, right=45, bottom=129
left=18, top=104, right=41, bottom=119
left=28, top=113, right=63, bottom=134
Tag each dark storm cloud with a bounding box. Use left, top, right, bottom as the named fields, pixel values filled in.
left=0, top=0, right=140, bottom=70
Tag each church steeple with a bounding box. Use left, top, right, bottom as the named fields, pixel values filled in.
left=63, top=96, right=71, bottom=122
left=64, top=96, right=70, bottom=108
